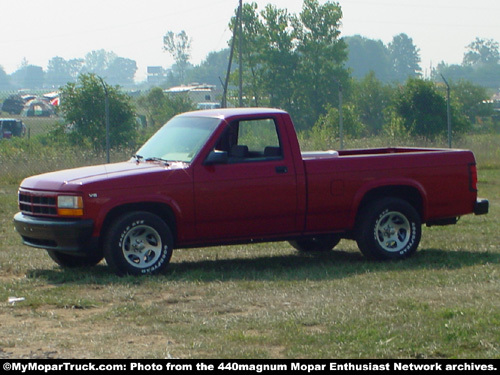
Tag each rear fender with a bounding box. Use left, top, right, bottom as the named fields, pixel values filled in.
left=350, top=179, right=427, bottom=227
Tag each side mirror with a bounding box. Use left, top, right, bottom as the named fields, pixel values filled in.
left=204, top=150, right=228, bottom=165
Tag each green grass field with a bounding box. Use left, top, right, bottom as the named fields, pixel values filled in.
left=0, top=137, right=499, bottom=359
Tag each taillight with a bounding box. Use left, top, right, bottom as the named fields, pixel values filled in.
left=469, top=163, right=478, bottom=192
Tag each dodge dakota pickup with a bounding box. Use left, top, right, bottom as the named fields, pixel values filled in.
left=13, top=108, right=489, bottom=275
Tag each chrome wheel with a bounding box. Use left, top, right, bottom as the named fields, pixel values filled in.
left=356, top=198, right=421, bottom=260
left=375, top=211, right=411, bottom=252
left=104, top=211, right=173, bottom=276
left=121, top=224, right=162, bottom=269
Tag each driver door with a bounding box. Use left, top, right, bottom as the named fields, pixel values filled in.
left=193, top=117, right=298, bottom=241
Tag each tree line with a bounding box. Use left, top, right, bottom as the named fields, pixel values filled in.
left=163, top=0, right=499, bottom=136
left=2, top=1, right=499, bottom=93
left=0, top=50, right=138, bottom=90
left=2, top=0, right=498, bottom=152
left=220, top=0, right=497, bottom=136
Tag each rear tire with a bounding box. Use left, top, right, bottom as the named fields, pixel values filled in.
left=104, top=211, right=173, bottom=276
left=355, top=198, right=421, bottom=260
left=289, top=234, right=341, bottom=252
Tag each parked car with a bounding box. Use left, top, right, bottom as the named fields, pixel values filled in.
left=0, top=118, right=27, bottom=139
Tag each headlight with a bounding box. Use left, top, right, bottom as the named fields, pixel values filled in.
left=57, top=195, right=84, bottom=216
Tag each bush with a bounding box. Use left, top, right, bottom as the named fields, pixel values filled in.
left=136, top=87, right=195, bottom=128
left=308, top=104, right=365, bottom=149
left=59, top=73, right=138, bottom=151
left=393, top=78, right=470, bottom=137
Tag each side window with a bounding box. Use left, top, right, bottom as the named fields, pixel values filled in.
left=239, top=119, right=280, bottom=154
left=236, top=118, right=283, bottom=162
left=212, top=118, right=282, bottom=163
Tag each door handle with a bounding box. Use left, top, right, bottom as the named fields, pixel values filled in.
left=275, top=166, right=288, bottom=174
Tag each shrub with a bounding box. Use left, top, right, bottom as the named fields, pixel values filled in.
left=59, top=73, right=138, bottom=151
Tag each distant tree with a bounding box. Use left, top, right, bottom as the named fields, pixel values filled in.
left=229, top=0, right=348, bottom=129
left=187, top=49, right=230, bottom=86
left=136, top=87, right=194, bottom=128
left=450, top=38, right=500, bottom=88
left=163, top=30, right=192, bottom=83
left=389, top=33, right=421, bottom=82
left=294, top=0, right=348, bottom=127
left=433, top=61, right=472, bottom=82
left=451, top=80, right=494, bottom=123
left=393, top=78, right=469, bottom=137
left=307, top=102, right=365, bottom=150
left=351, top=72, right=393, bottom=135
left=46, top=56, right=83, bottom=88
left=0, top=66, right=11, bottom=89
left=59, top=73, right=137, bottom=150
left=345, top=35, right=392, bottom=82
left=76, top=50, right=139, bottom=86
left=46, top=57, right=71, bottom=87
left=10, top=64, right=44, bottom=89
left=106, top=57, right=138, bottom=85
left=255, top=3, right=299, bottom=108
left=463, top=38, right=500, bottom=66
left=82, top=50, right=118, bottom=77
left=229, top=2, right=275, bottom=107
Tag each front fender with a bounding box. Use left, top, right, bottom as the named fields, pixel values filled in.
left=88, top=191, right=193, bottom=243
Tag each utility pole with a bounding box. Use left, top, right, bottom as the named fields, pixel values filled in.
left=222, top=1, right=242, bottom=108
left=338, top=82, right=344, bottom=150
left=238, top=0, right=243, bottom=107
left=441, top=74, right=452, bottom=148
left=333, top=77, right=344, bottom=150
left=98, top=76, right=110, bottom=163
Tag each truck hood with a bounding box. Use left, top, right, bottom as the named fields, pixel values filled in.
left=20, top=161, right=189, bottom=192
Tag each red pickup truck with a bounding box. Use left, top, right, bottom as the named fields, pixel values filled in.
left=14, top=108, right=489, bottom=275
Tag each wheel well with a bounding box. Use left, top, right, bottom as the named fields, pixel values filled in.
left=356, top=185, right=424, bottom=220
left=99, top=202, right=177, bottom=247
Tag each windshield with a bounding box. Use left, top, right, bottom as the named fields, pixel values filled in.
left=135, top=116, right=220, bottom=163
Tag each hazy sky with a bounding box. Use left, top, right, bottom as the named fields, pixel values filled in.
left=1, top=0, right=499, bottom=82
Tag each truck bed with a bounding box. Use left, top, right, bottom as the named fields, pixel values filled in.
left=301, top=146, right=478, bottom=232
left=301, top=147, right=453, bottom=160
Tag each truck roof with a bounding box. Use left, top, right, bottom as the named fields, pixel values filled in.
left=179, top=107, right=288, bottom=119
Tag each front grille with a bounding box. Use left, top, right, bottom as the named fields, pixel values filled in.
left=19, top=190, right=58, bottom=216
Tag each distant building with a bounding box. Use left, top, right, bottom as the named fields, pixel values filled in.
left=164, top=83, right=221, bottom=108
left=147, top=66, right=166, bottom=85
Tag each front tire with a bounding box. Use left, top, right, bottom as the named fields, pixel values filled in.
left=47, top=250, right=103, bottom=268
left=104, top=211, right=173, bottom=276
left=355, top=198, right=421, bottom=260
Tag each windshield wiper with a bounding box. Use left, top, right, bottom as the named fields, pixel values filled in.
left=133, top=154, right=170, bottom=165
left=145, top=157, right=170, bottom=165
